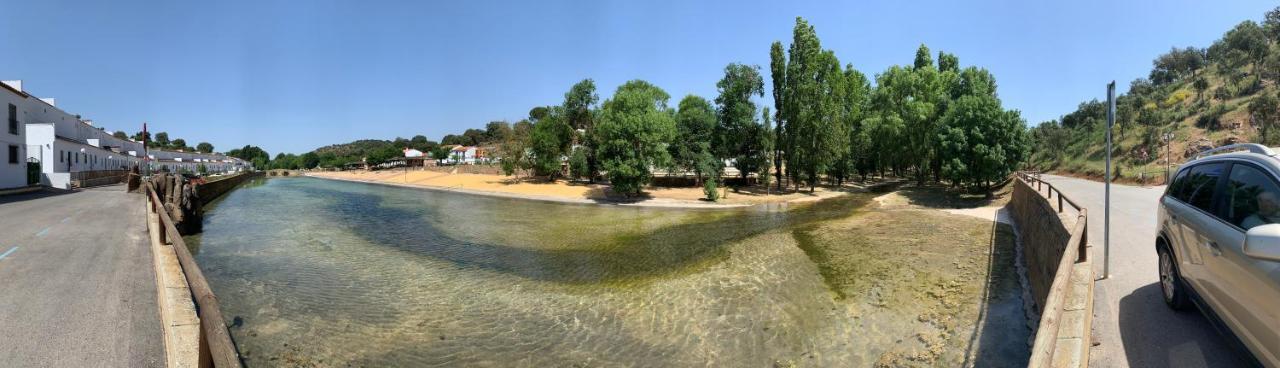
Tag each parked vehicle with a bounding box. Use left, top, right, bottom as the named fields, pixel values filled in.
left=1156, top=143, right=1280, bottom=367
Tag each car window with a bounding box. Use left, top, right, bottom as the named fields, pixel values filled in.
left=1223, top=164, right=1280, bottom=231
left=1167, top=168, right=1190, bottom=201
left=1181, top=162, right=1226, bottom=213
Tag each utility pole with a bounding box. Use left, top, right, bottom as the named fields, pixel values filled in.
left=142, top=122, right=150, bottom=177
left=1104, top=81, right=1115, bottom=280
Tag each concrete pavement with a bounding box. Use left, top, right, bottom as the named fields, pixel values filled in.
left=0, top=185, right=163, bottom=367
left=1040, top=174, right=1249, bottom=367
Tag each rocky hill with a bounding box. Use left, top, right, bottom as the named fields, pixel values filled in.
left=1031, top=7, right=1280, bottom=184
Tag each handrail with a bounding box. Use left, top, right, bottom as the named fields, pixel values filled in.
left=1027, top=211, right=1088, bottom=367
left=1193, top=143, right=1276, bottom=160
left=145, top=182, right=242, bottom=368
left=1016, top=171, right=1084, bottom=214
left=1016, top=171, right=1091, bottom=368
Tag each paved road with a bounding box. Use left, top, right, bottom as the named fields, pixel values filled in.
left=1040, top=174, right=1250, bottom=368
left=0, top=185, right=163, bottom=367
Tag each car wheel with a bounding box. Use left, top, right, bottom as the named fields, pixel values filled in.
left=1158, top=245, right=1189, bottom=310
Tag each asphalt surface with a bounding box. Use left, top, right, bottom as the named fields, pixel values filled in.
left=1040, top=174, right=1250, bottom=368
left=0, top=185, right=163, bottom=367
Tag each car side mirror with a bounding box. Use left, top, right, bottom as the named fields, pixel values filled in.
left=1243, top=224, right=1280, bottom=262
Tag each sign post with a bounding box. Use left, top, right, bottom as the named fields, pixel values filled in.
left=1104, top=81, right=1115, bottom=280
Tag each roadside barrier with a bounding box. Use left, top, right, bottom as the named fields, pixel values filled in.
left=145, top=182, right=242, bottom=368
left=1013, top=171, right=1092, bottom=368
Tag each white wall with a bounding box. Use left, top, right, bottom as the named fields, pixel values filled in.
left=1, top=87, right=28, bottom=189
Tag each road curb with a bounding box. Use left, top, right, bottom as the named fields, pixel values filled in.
left=146, top=196, right=201, bottom=367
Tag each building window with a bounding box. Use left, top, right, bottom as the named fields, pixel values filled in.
left=7, top=145, right=17, bottom=164
left=7, top=104, right=16, bottom=135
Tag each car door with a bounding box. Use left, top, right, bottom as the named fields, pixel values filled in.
left=1170, top=162, right=1227, bottom=290
left=1163, top=168, right=1205, bottom=274
left=1199, top=162, right=1280, bottom=365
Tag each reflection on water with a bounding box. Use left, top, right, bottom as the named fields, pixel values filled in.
left=188, top=177, right=1026, bottom=367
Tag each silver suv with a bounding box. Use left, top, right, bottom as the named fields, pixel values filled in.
left=1158, top=143, right=1280, bottom=367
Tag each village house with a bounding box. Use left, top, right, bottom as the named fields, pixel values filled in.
left=4, top=79, right=250, bottom=189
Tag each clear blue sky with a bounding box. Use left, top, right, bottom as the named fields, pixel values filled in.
left=2, top=0, right=1276, bottom=155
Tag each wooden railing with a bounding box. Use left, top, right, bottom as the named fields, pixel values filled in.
left=145, top=182, right=242, bottom=368
left=1016, top=171, right=1090, bottom=368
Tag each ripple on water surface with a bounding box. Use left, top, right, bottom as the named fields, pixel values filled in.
left=187, top=177, right=1028, bottom=367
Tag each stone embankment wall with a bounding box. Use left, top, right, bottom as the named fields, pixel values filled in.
left=197, top=171, right=263, bottom=206
left=1010, top=181, right=1075, bottom=310
left=1008, top=177, right=1093, bottom=368
left=150, top=173, right=203, bottom=234
left=149, top=171, right=261, bottom=235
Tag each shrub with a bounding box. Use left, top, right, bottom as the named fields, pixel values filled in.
left=568, top=148, right=590, bottom=181
left=1163, top=90, right=1192, bottom=107
left=1196, top=103, right=1233, bottom=129
left=703, top=180, right=719, bottom=202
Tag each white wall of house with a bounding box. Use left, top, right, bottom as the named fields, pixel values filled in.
left=9, top=80, right=250, bottom=188
left=1, top=84, right=27, bottom=189
left=448, top=147, right=479, bottom=164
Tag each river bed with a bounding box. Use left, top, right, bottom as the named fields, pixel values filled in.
left=186, top=177, right=1029, bottom=367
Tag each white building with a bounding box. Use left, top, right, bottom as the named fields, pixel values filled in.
left=448, top=146, right=481, bottom=165
left=9, top=80, right=250, bottom=189
left=148, top=149, right=249, bottom=175
left=403, top=148, right=424, bottom=158
left=1, top=81, right=28, bottom=189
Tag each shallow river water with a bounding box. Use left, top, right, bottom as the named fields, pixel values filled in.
left=187, top=177, right=1029, bottom=367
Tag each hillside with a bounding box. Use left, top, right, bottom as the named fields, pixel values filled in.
left=1032, top=8, right=1280, bottom=184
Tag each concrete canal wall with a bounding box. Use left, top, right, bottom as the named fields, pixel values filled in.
left=196, top=171, right=263, bottom=206
left=1009, top=175, right=1094, bottom=368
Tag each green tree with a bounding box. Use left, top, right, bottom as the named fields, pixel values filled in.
left=671, top=95, right=718, bottom=183
left=780, top=18, right=849, bottom=191
left=131, top=131, right=150, bottom=143
left=596, top=80, right=677, bottom=196
left=431, top=146, right=451, bottom=165
left=301, top=152, right=320, bottom=169
left=462, top=128, right=485, bottom=145
left=833, top=65, right=871, bottom=184
left=937, top=95, right=1028, bottom=195
left=715, top=63, right=769, bottom=182
left=568, top=148, right=590, bottom=181
left=769, top=41, right=788, bottom=191
left=874, top=63, right=944, bottom=185
left=1221, top=21, right=1269, bottom=67
left=913, top=44, right=933, bottom=69
left=171, top=138, right=187, bottom=150
left=1265, top=6, right=1280, bottom=42
left=1193, top=77, right=1210, bottom=100
left=112, top=131, right=128, bottom=140
left=528, top=107, right=572, bottom=179
left=1251, top=91, right=1280, bottom=144
left=441, top=134, right=467, bottom=146
left=938, top=51, right=959, bottom=73
left=563, top=79, right=600, bottom=181
left=196, top=142, right=214, bottom=153
left=154, top=132, right=170, bottom=148
left=484, top=121, right=513, bottom=144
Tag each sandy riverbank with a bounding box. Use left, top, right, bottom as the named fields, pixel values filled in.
left=304, top=170, right=885, bottom=208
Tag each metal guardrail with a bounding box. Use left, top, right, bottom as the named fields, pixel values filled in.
left=1015, top=171, right=1090, bottom=368
left=145, top=182, right=242, bottom=368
